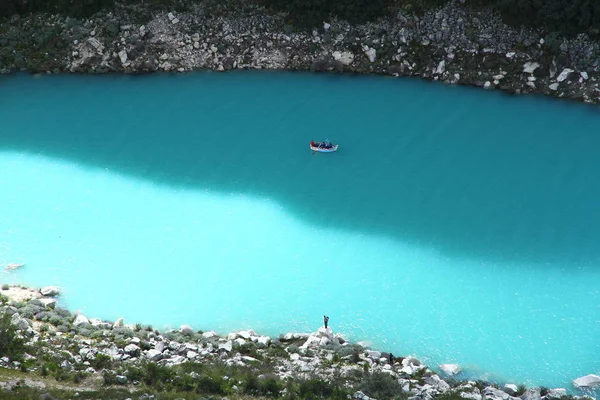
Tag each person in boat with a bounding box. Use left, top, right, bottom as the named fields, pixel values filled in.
left=311, top=140, right=316, bottom=147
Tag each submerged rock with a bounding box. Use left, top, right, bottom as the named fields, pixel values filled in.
left=573, top=374, right=600, bottom=389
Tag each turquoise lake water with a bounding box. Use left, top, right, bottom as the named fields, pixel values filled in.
left=1, top=71, right=600, bottom=390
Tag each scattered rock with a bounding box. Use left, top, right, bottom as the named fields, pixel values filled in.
left=556, top=68, right=574, bottom=82
left=118, top=50, right=128, bottom=64
left=503, top=384, right=518, bottom=395
left=439, top=363, right=461, bottom=376
left=40, top=287, right=60, bottom=297
left=332, top=51, right=354, bottom=66
left=523, top=62, right=540, bottom=74
left=573, top=374, right=600, bottom=389
left=73, top=314, right=89, bottom=326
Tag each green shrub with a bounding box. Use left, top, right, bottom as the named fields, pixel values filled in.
left=103, top=370, right=118, bottom=385
left=142, top=362, right=175, bottom=386
left=1, top=284, right=9, bottom=290
left=0, top=313, right=27, bottom=361
left=267, top=345, right=290, bottom=359
left=91, top=353, right=112, bottom=370
left=359, top=371, right=406, bottom=400
left=261, top=0, right=391, bottom=27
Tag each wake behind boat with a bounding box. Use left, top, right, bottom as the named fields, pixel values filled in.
left=310, top=140, right=338, bottom=153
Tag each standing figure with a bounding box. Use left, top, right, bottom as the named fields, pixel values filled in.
left=323, top=315, right=329, bottom=329
left=389, top=353, right=395, bottom=365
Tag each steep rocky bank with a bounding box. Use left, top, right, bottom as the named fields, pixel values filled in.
left=1, top=0, right=600, bottom=104
left=1, top=284, right=599, bottom=400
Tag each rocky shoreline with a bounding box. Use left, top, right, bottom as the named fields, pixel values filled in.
left=1, top=284, right=600, bottom=400
left=1, top=0, right=600, bottom=104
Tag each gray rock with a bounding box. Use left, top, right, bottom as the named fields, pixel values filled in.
left=363, top=47, right=376, bottom=63
left=503, top=384, right=518, bottom=395
left=73, top=314, right=89, bottom=326
left=145, top=349, right=162, bottom=361
left=118, top=50, right=128, bottom=64
left=520, top=388, right=540, bottom=400
left=124, top=344, right=140, bottom=355
left=573, top=374, right=600, bottom=389
left=40, top=286, right=60, bottom=297
left=116, top=375, right=127, bottom=384
left=546, top=389, right=567, bottom=399
left=556, top=68, right=574, bottom=82
left=523, top=62, right=540, bottom=74
left=11, top=314, right=31, bottom=331
left=39, top=298, right=57, bottom=309
left=218, top=341, right=233, bottom=352
left=179, top=324, right=194, bottom=335
left=439, top=363, right=461, bottom=376
left=113, top=318, right=124, bottom=329
left=332, top=51, right=354, bottom=66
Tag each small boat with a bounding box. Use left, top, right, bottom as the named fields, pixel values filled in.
left=310, top=140, right=338, bottom=153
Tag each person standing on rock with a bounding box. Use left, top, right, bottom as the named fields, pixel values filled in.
left=323, top=315, right=329, bottom=329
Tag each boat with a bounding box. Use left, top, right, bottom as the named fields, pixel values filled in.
left=310, top=140, right=338, bottom=153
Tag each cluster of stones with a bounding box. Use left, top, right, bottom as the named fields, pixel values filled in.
left=1, top=1, right=600, bottom=103
left=1, top=284, right=600, bottom=400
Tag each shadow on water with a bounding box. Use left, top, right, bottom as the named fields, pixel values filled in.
left=2, top=70, right=600, bottom=268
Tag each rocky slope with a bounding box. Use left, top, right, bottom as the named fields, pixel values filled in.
left=1, top=0, right=600, bottom=104
left=1, top=284, right=599, bottom=400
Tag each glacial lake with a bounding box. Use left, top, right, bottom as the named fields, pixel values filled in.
left=1, top=71, right=600, bottom=390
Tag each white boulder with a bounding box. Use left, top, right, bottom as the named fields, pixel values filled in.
left=547, top=389, right=567, bottom=399
left=402, top=356, right=421, bottom=367
left=73, top=314, right=90, bottom=326
left=39, top=298, right=57, bottom=309
left=179, top=325, right=194, bottom=335
left=439, top=363, right=461, bottom=376
left=436, top=60, right=446, bottom=75
left=113, top=318, right=124, bottom=329
left=573, top=374, right=600, bottom=389
left=186, top=350, right=198, bottom=359
left=364, top=47, right=377, bottom=63
left=202, top=331, right=217, bottom=338
left=145, top=349, right=163, bottom=361
left=556, top=68, right=574, bottom=83
left=300, top=335, right=321, bottom=349
left=124, top=344, right=140, bottom=355
left=503, top=384, right=518, bottom=395
left=218, top=341, right=233, bottom=352
left=238, top=330, right=256, bottom=340
left=549, top=83, right=559, bottom=91
left=257, top=336, right=271, bottom=346
left=118, top=50, right=127, bottom=64
left=523, top=62, right=540, bottom=74
left=40, top=286, right=60, bottom=297
left=332, top=51, right=354, bottom=66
